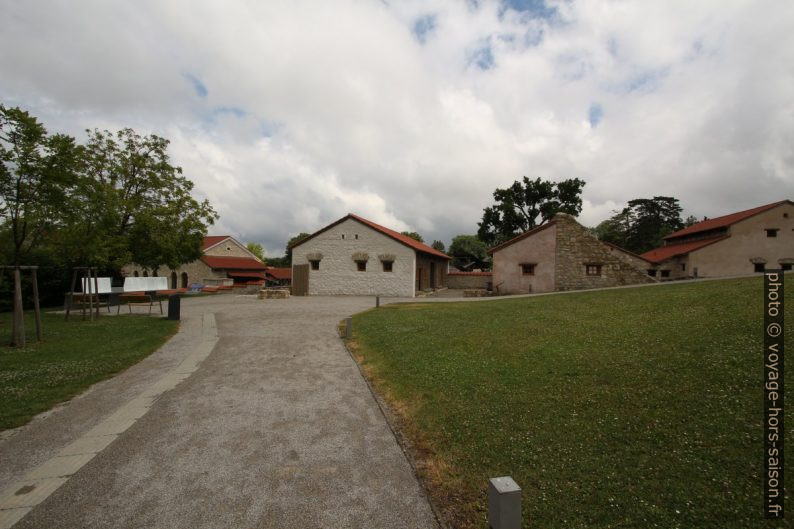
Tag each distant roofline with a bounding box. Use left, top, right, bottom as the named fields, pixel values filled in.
left=663, top=200, right=793, bottom=241
left=290, top=213, right=451, bottom=259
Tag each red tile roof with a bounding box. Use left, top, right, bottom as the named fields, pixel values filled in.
left=201, top=255, right=267, bottom=270
left=265, top=267, right=292, bottom=280
left=348, top=214, right=450, bottom=259
left=640, top=236, right=729, bottom=264
left=227, top=270, right=266, bottom=279
left=202, top=235, right=230, bottom=250
left=664, top=200, right=791, bottom=241
left=291, top=213, right=451, bottom=259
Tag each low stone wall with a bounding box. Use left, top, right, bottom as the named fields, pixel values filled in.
left=447, top=272, right=492, bottom=290
left=258, top=289, right=290, bottom=299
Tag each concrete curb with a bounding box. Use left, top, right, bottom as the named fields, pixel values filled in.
left=0, top=313, right=219, bottom=529
left=341, top=330, right=448, bottom=529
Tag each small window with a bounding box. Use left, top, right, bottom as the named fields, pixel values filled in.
left=585, top=264, right=602, bottom=276
left=226, top=245, right=231, bottom=251
left=143, top=270, right=149, bottom=277
left=784, top=213, right=789, bottom=218
left=783, top=263, right=792, bottom=271
left=521, top=263, right=535, bottom=275
left=681, top=263, right=686, bottom=271
left=342, top=234, right=346, bottom=240
left=309, top=260, right=320, bottom=271
left=766, top=229, right=779, bottom=237
left=754, top=263, right=765, bottom=273
left=356, top=261, right=366, bottom=272
left=355, top=234, right=359, bottom=240
left=661, top=270, right=670, bottom=278
left=133, top=270, right=139, bottom=277
left=382, top=261, right=393, bottom=272
left=647, top=269, right=657, bottom=277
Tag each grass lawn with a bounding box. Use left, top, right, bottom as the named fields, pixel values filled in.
left=350, top=276, right=792, bottom=528
left=0, top=311, right=178, bottom=430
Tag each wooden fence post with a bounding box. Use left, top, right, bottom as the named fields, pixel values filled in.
left=12, top=268, right=25, bottom=347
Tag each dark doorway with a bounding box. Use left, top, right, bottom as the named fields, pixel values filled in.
left=181, top=272, right=188, bottom=288
left=293, top=264, right=309, bottom=296
left=171, top=271, right=177, bottom=289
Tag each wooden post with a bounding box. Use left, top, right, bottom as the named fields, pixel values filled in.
left=31, top=268, right=42, bottom=342
left=86, top=268, right=94, bottom=322
left=12, top=268, right=25, bottom=347
left=93, top=268, right=100, bottom=319
left=65, top=268, right=78, bottom=320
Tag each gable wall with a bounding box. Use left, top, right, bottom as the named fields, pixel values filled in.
left=492, top=224, right=557, bottom=294
left=291, top=217, right=416, bottom=297
left=554, top=214, right=656, bottom=290
left=204, top=238, right=253, bottom=259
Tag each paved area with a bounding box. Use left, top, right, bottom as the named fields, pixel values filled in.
left=0, top=295, right=438, bottom=529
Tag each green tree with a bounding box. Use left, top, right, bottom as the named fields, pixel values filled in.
left=72, top=128, right=217, bottom=270
left=0, top=105, right=80, bottom=265
left=246, top=242, right=266, bottom=262
left=477, top=176, right=585, bottom=246
left=285, top=232, right=311, bottom=264
left=431, top=240, right=445, bottom=252
left=448, top=235, right=490, bottom=270
left=595, top=197, right=685, bottom=254
left=401, top=231, right=424, bottom=243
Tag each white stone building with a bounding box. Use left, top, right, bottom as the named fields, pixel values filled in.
left=290, top=214, right=451, bottom=297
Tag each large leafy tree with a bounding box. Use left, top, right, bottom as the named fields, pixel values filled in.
left=448, top=235, right=490, bottom=271
left=246, top=242, right=266, bottom=262
left=69, top=128, right=217, bottom=270
left=595, top=196, right=684, bottom=254
left=0, top=105, right=79, bottom=265
left=477, top=176, right=585, bottom=246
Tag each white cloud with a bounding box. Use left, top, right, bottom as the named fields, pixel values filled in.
left=1, top=0, right=793, bottom=254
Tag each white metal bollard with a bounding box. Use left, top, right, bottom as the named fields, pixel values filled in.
left=488, top=476, right=521, bottom=529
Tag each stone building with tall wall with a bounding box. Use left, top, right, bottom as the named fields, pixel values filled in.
left=122, top=235, right=266, bottom=288
left=290, top=213, right=450, bottom=297
left=641, top=200, right=794, bottom=279
left=490, top=213, right=655, bottom=295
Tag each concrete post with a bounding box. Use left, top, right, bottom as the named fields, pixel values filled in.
left=345, top=317, right=352, bottom=339
left=376, top=295, right=380, bottom=308
left=488, top=476, right=521, bottom=529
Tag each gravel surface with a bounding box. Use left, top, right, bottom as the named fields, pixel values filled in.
left=7, top=294, right=438, bottom=529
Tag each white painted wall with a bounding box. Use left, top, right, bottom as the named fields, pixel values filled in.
left=292, top=217, right=416, bottom=297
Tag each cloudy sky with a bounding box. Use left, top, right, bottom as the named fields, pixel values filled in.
left=2, top=0, right=793, bottom=255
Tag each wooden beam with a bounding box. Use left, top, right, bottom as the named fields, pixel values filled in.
left=32, top=268, right=42, bottom=342
left=12, top=268, right=25, bottom=347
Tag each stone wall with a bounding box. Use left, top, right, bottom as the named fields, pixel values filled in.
left=554, top=213, right=657, bottom=291
left=492, top=223, right=557, bottom=294
left=447, top=272, right=492, bottom=290
left=204, top=238, right=255, bottom=259
left=291, top=217, right=416, bottom=297
left=122, top=259, right=224, bottom=288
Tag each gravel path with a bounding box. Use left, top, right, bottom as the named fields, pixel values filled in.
left=2, top=295, right=438, bottom=529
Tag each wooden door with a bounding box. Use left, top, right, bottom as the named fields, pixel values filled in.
left=293, top=264, right=309, bottom=296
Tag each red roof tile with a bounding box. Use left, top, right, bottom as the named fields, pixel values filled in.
left=265, top=267, right=292, bottom=280
left=202, top=235, right=230, bottom=250
left=201, top=255, right=267, bottom=270
left=640, top=236, right=729, bottom=264
left=664, top=200, right=791, bottom=240
left=292, top=214, right=451, bottom=260
left=227, top=270, right=266, bottom=279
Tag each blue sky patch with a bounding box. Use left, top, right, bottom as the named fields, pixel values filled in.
left=184, top=73, right=208, bottom=98
left=470, top=42, right=495, bottom=70
left=588, top=103, right=603, bottom=128
left=413, top=14, right=436, bottom=44
left=500, top=0, right=556, bottom=19
left=214, top=106, right=246, bottom=118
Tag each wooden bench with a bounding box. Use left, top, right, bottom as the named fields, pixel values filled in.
left=117, top=293, right=163, bottom=315
left=67, top=293, right=111, bottom=313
